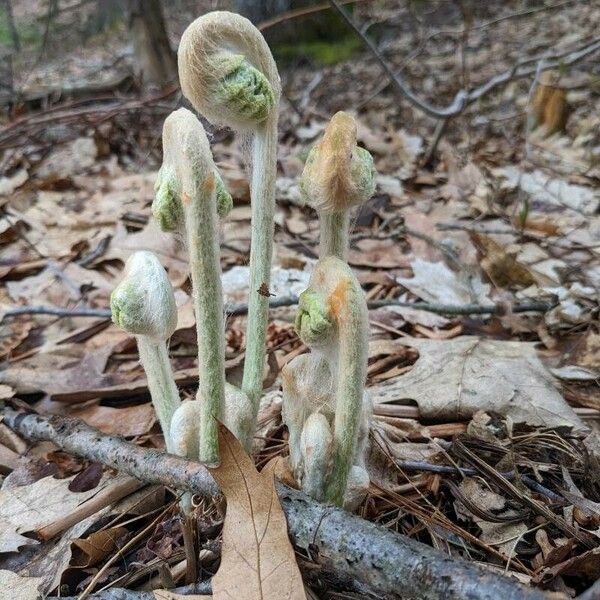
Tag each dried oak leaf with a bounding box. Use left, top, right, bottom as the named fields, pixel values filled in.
left=371, top=337, right=584, bottom=430
left=71, top=526, right=129, bottom=568
left=396, top=258, right=491, bottom=305
left=469, top=232, right=538, bottom=288
left=0, top=473, right=113, bottom=552
left=208, top=424, right=307, bottom=600
left=0, top=570, right=43, bottom=600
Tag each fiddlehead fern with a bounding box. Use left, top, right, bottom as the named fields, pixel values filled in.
left=300, top=111, right=376, bottom=259
left=111, top=251, right=181, bottom=452
left=282, top=257, right=370, bottom=506
left=178, top=12, right=281, bottom=448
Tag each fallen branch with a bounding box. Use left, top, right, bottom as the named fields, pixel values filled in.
left=1, top=298, right=556, bottom=320
left=1, top=407, right=549, bottom=600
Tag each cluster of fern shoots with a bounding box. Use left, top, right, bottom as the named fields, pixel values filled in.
left=110, top=11, right=376, bottom=508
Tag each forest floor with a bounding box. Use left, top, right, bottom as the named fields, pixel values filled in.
left=0, top=1, right=599, bottom=599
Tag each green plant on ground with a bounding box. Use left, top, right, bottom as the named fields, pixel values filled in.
left=178, top=10, right=281, bottom=450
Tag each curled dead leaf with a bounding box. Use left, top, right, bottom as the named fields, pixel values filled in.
left=470, top=232, right=537, bottom=288
left=208, top=424, right=307, bottom=600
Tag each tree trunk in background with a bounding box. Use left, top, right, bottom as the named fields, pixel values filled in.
left=84, top=0, right=125, bottom=37
left=234, top=0, right=291, bottom=24
left=127, top=0, right=176, bottom=88
left=1, top=0, right=20, bottom=51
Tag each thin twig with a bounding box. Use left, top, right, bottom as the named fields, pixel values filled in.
left=393, top=460, right=564, bottom=502
left=257, top=0, right=367, bottom=31
left=2, top=298, right=557, bottom=321
left=79, top=502, right=176, bottom=600
left=453, top=438, right=597, bottom=549
left=52, top=582, right=211, bottom=600
left=2, top=306, right=113, bottom=319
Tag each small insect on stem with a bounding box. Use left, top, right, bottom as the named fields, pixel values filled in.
left=258, top=283, right=274, bottom=297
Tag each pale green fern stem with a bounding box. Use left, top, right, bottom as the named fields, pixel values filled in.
left=185, top=172, right=226, bottom=466
left=324, top=276, right=367, bottom=505
left=137, top=338, right=181, bottom=453
left=320, top=211, right=349, bottom=259
left=154, top=108, right=230, bottom=466
left=110, top=251, right=181, bottom=453
left=294, top=257, right=368, bottom=506
left=240, top=114, right=278, bottom=444
left=178, top=12, right=281, bottom=450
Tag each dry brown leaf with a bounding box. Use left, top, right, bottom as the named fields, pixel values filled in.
left=455, top=478, right=528, bottom=556
left=349, top=238, right=411, bottom=269
left=371, top=337, right=584, bottom=430
left=37, top=137, right=98, bottom=180
left=103, top=221, right=188, bottom=281
left=208, top=424, right=306, bottom=600
left=570, top=331, right=600, bottom=369
left=493, top=165, right=599, bottom=214
left=71, top=403, right=156, bottom=437
left=71, top=526, right=129, bottom=567
left=261, top=456, right=298, bottom=489
left=6, top=263, right=84, bottom=306
left=0, top=346, right=115, bottom=397
left=402, top=208, right=447, bottom=262
left=397, top=258, right=491, bottom=304
left=470, top=232, right=538, bottom=288
left=0, top=473, right=114, bottom=552
left=0, top=570, right=43, bottom=600
left=18, top=514, right=105, bottom=595
left=440, top=161, right=485, bottom=203
left=511, top=214, right=561, bottom=236
left=532, top=548, right=600, bottom=585
left=0, top=320, right=32, bottom=360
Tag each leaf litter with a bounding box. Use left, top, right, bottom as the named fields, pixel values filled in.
left=1, top=2, right=600, bottom=598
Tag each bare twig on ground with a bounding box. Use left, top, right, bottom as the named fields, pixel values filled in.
left=1, top=298, right=557, bottom=321
left=2, top=407, right=550, bottom=600
left=53, top=582, right=211, bottom=600
left=389, top=459, right=564, bottom=502
left=257, top=0, right=367, bottom=32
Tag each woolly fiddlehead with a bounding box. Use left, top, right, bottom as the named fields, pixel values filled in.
left=178, top=11, right=281, bottom=447
left=284, top=256, right=369, bottom=506
left=111, top=251, right=180, bottom=452
left=300, top=111, right=376, bottom=259
left=153, top=108, right=228, bottom=466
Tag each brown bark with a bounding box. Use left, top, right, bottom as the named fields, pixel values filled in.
left=127, top=0, right=176, bottom=88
